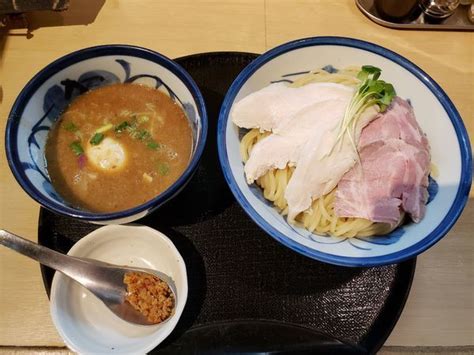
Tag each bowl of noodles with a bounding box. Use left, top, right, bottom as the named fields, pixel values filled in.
left=217, top=37, right=472, bottom=267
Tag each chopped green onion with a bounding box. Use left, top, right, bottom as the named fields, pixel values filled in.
left=147, top=140, right=160, bottom=150
left=126, top=124, right=136, bottom=133
left=135, top=129, right=151, bottom=141
left=70, top=141, right=84, bottom=156
left=63, top=122, right=78, bottom=132
left=90, top=133, right=104, bottom=145
left=96, top=123, right=113, bottom=134
left=114, top=121, right=130, bottom=133
left=157, top=162, right=170, bottom=176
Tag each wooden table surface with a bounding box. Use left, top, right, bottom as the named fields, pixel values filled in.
left=0, top=0, right=472, bottom=351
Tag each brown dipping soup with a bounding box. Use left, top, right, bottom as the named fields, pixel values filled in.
left=45, top=83, right=193, bottom=212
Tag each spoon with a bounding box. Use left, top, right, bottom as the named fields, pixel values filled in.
left=0, top=229, right=177, bottom=326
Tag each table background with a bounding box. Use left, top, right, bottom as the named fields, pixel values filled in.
left=0, top=0, right=472, bottom=351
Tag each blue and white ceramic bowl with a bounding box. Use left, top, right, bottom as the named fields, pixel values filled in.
left=218, top=37, right=472, bottom=267
left=6, top=45, right=207, bottom=224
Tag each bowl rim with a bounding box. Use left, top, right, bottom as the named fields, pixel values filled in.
left=5, top=44, right=208, bottom=221
left=217, top=36, right=472, bottom=267
left=49, top=224, right=188, bottom=353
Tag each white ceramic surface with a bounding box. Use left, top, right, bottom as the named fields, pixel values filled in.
left=218, top=37, right=472, bottom=266
left=50, top=225, right=188, bottom=354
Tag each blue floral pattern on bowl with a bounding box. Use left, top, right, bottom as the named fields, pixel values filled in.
left=218, top=37, right=471, bottom=266
left=6, top=45, right=207, bottom=224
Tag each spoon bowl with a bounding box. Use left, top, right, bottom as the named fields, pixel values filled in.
left=0, top=229, right=177, bottom=326
left=73, top=258, right=178, bottom=326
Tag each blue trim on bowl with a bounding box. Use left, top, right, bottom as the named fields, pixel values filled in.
left=5, top=44, right=208, bottom=222
left=217, top=36, right=472, bottom=267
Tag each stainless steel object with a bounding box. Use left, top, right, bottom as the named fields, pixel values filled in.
left=373, top=0, right=419, bottom=21
left=356, top=0, right=474, bottom=30
left=0, top=229, right=177, bottom=326
left=0, top=0, right=69, bottom=15
left=468, top=4, right=474, bottom=22
left=419, top=0, right=460, bottom=18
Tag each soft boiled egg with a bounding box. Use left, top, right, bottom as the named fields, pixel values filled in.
left=86, top=137, right=126, bottom=171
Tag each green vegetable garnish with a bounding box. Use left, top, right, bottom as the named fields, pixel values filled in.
left=90, top=133, right=104, bottom=145
left=334, top=65, right=396, bottom=154
left=115, top=121, right=130, bottom=133
left=134, top=129, right=151, bottom=141
left=157, top=162, right=170, bottom=176
left=70, top=141, right=84, bottom=156
left=354, top=65, right=395, bottom=112
left=63, top=122, right=78, bottom=132
left=117, top=118, right=156, bottom=149
left=147, top=140, right=160, bottom=150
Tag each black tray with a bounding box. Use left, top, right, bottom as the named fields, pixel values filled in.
left=38, top=52, right=416, bottom=355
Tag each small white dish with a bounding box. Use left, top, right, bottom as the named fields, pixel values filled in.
left=50, top=224, right=188, bottom=354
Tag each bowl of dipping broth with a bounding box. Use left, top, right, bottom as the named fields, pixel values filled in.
left=6, top=45, right=207, bottom=224
left=50, top=224, right=188, bottom=354
left=217, top=36, right=472, bottom=267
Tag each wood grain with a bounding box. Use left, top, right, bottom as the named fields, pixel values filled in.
left=0, top=0, right=472, bottom=348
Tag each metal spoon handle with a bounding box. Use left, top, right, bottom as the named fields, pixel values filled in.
left=0, top=229, right=94, bottom=284
left=1, top=229, right=67, bottom=265
left=0, top=229, right=126, bottom=303
left=0, top=229, right=176, bottom=325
